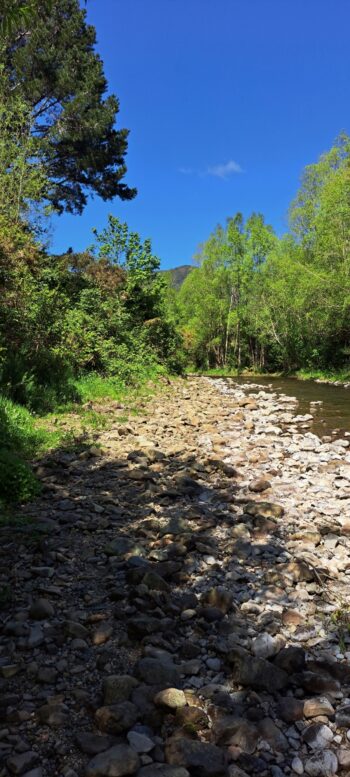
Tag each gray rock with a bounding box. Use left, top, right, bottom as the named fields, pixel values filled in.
left=303, top=724, right=333, bottom=750
left=228, top=647, right=288, bottom=692
left=29, top=598, right=54, bottom=620
left=251, top=633, right=284, bottom=659
left=95, top=702, right=139, bottom=734
left=64, top=620, right=89, bottom=639
left=292, top=757, right=304, bottom=775
left=27, top=625, right=44, bottom=648
left=165, top=736, right=226, bottom=776
left=86, top=744, right=140, bottom=777
left=136, top=659, right=181, bottom=688
left=214, top=717, right=258, bottom=753
left=127, top=732, right=154, bottom=753
left=76, top=733, right=115, bottom=755
left=7, top=751, right=39, bottom=775
left=38, top=703, right=69, bottom=727
left=277, top=698, right=304, bottom=723
left=304, top=750, right=338, bottom=777
left=137, top=768, right=189, bottom=777
left=104, top=675, right=139, bottom=704
left=258, top=717, right=288, bottom=751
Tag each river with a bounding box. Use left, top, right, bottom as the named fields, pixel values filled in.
left=222, top=375, right=350, bottom=440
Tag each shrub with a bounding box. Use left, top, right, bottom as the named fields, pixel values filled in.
left=0, top=448, right=40, bottom=503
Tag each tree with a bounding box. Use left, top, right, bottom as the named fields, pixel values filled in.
left=0, top=70, right=48, bottom=226
left=3, top=0, right=136, bottom=214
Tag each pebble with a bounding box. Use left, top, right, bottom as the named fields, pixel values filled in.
left=2, top=377, right=350, bottom=777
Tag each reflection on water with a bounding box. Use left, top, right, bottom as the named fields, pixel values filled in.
left=223, top=376, right=350, bottom=439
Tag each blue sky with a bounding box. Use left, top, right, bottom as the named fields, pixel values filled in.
left=51, top=0, right=350, bottom=269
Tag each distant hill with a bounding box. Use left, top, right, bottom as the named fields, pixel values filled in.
left=162, top=264, right=194, bottom=290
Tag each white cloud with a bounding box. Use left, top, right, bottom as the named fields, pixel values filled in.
left=179, top=160, right=243, bottom=179
left=206, top=160, right=243, bottom=179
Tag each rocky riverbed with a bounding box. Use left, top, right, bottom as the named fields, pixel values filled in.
left=1, top=376, right=350, bottom=777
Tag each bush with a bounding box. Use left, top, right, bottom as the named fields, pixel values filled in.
left=0, top=448, right=40, bottom=503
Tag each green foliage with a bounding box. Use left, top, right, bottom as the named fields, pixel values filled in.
left=176, top=135, right=350, bottom=375
left=0, top=449, right=40, bottom=503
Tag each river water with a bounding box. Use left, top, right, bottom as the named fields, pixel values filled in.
left=222, top=376, right=350, bottom=439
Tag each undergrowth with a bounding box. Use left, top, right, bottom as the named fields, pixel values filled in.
left=0, top=368, right=166, bottom=508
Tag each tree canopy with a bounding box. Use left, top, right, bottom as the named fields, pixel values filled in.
left=2, top=0, right=136, bottom=214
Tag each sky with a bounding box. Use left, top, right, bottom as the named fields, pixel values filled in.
left=51, top=0, right=350, bottom=269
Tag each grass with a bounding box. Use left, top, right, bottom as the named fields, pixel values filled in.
left=295, top=368, right=350, bottom=384
left=0, top=369, right=167, bottom=507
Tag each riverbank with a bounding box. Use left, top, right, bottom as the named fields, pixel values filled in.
left=189, top=368, right=350, bottom=388
left=1, top=376, right=350, bottom=777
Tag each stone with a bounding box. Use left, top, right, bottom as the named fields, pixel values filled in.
left=249, top=478, right=271, bottom=493
left=76, top=734, right=115, bottom=756
left=104, top=675, right=139, bottom=704
left=258, top=717, right=288, bottom=751
left=104, top=538, right=136, bottom=557
left=302, top=723, right=333, bottom=749
left=64, top=620, right=89, bottom=639
left=154, top=689, right=186, bottom=709
left=27, top=625, right=44, bottom=648
left=95, top=702, right=139, bottom=734
left=336, top=749, right=350, bottom=768
left=22, top=770, right=43, bottom=777
left=299, top=672, right=340, bottom=694
left=304, top=751, right=338, bottom=777
left=282, top=609, right=304, bottom=626
left=277, top=698, right=304, bottom=723
left=251, top=632, right=284, bottom=659
left=228, top=647, right=288, bottom=692
left=244, top=501, right=284, bottom=519
left=127, top=732, right=154, bottom=753
left=335, top=704, right=350, bottom=727
left=202, top=587, right=234, bottom=614
left=214, top=717, right=259, bottom=753
left=29, top=598, right=54, bottom=620
left=142, top=572, right=170, bottom=592
left=175, top=706, right=209, bottom=729
left=274, top=647, right=306, bottom=673
left=38, top=703, right=69, bottom=727
left=137, top=768, right=190, bottom=777
left=165, top=736, right=226, bottom=777
left=303, top=698, right=335, bottom=719
left=7, top=752, right=39, bottom=775
left=86, top=745, right=140, bottom=777
left=292, top=758, right=304, bottom=775
left=92, top=623, right=114, bottom=646
left=136, top=659, right=181, bottom=688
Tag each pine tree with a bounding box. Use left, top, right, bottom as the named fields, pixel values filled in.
left=2, top=0, right=136, bottom=214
